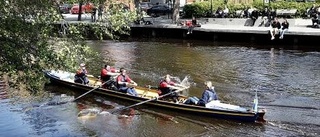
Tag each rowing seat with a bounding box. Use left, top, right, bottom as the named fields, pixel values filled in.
left=88, top=77, right=101, bottom=87
left=136, top=88, right=159, bottom=99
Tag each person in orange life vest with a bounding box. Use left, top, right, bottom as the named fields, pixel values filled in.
left=74, top=63, right=89, bottom=85
left=116, top=68, right=138, bottom=96
left=158, top=74, right=186, bottom=102
left=100, top=64, right=119, bottom=89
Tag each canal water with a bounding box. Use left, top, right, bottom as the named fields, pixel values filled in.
left=1, top=39, right=320, bottom=137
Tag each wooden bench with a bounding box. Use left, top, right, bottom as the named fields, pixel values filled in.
left=276, top=9, right=297, bottom=18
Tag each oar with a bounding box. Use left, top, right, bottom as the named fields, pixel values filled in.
left=110, top=86, right=189, bottom=114
left=71, top=80, right=111, bottom=102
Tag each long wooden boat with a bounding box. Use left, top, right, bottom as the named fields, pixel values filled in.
left=44, top=70, right=266, bottom=123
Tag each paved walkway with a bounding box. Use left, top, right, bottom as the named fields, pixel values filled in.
left=59, top=14, right=320, bottom=36
left=137, top=17, right=320, bottom=36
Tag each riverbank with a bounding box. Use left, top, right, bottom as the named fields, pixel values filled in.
left=130, top=17, right=320, bottom=50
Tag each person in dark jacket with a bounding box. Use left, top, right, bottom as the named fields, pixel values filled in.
left=279, top=19, right=289, bottom=39
left=74, top=63, right=89, bottom=85
left=184, top=81, right=218, bottom=106
left=270, top=18, right=281, bottom=40
left=250, top=9, right=259, bottom=26
left=259, top=7, right=270, bottom=27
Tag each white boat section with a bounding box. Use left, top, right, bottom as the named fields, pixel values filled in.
left=206, top=100, right=248, bottom=112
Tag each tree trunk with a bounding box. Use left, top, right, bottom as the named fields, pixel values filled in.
left=134, top=0, right=140, bottom=9
left=172, top=0, right=180, bottom=24
left=78, top=1, right=83, bottom=21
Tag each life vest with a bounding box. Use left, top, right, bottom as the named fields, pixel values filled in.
left=158, top=80, right=171, bottom=95
left=100, top=68, right=111, bottom=82
left=76, top=68, right=87, bottom=77
left=117, top=75, right=127, bottom=89
left=74, top=68, right=88, bottom=84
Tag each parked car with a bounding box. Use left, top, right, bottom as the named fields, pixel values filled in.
left=59, top=4, right=72, bottom=14
left=84, top=2, right=94, bottom=13
left=70, top=4, right=85, bottom=14
left=139, top=2, right=152, bottom=12
left=146, top=4, right=172, bottom=16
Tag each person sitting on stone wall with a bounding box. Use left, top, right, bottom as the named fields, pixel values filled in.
left=187, top=16, right=199, bottom=34
left=259, top=7, right=271, bottom=27
left=270, top=18, right=281, bottom=40
left=279, top=19, right=289, bottom=39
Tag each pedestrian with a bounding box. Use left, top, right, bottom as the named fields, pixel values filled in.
left=98, top=4, right=103, bottom=21
left=91, top=6, right=97, bottom=22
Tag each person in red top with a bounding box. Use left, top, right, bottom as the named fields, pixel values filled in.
left=158, top=74, right=186, bottom=102
left=100, top=64, right=119, bottom=89
left=116, top=68, right=138, bottom=96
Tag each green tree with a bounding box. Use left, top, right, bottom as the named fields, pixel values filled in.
left=0, top=0, right=137, bottom=96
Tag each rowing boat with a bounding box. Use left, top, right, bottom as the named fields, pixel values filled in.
left=44, top=70, right=266, bottom=123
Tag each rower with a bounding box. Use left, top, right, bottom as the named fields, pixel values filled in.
left=74, top=63, right=89, bottom=85
left=116, top=68, right=138, bottom=96
left=100, top=64, right=119, bottom=89
left=158, top=74, right=187, bottom=103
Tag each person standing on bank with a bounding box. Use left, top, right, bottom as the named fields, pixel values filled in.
left=91, top=6, right=97, bottom=22
left=184, top=81, right=218, bottom=106
left=74, top=63, right=89, bottom=85
left=97, top=4, right=103, bottom=21
left=116, top=68, right=138, bottom=96
left=100, top=64, right=119, bottom=89
left=279, top=19, right=289, bottom=39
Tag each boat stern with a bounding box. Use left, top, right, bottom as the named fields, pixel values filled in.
left=256, top=109, right=266, bottom=122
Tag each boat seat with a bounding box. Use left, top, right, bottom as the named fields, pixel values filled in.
left=88, top=78, right=101, bottom=87
left=137, top=89, right=159, bottom=99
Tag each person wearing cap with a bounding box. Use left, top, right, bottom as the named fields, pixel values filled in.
left=184, top=81, right=218, bottom=106
left=116, top=68, right=138, bottom=96
left=100, top=64, right=119, bottom=89
left=74, top=63, right=89, bottom=85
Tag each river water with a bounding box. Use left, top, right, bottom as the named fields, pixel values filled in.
left=1, top=39, right=320, bottom=137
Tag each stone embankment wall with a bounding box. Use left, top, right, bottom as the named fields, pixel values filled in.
left=131, top=17, right=320, bottom=50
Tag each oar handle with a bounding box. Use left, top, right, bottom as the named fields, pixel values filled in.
left=71, top=80, right=110, bottom=102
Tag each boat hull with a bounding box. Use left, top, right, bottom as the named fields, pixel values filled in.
left=44, top=71, right=265, bottom=123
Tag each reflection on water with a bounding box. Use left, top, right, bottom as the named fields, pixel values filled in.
left=1, top=40, right=320, bottom=136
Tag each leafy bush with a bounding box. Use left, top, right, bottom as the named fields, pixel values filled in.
left=183, top=1, right=314, bottom=18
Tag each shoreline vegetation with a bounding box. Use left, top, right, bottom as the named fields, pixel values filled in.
left=0, top=0, right=137, bottom=95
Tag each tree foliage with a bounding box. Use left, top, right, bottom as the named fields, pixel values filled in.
left=0, top=0, right=137, bottom=95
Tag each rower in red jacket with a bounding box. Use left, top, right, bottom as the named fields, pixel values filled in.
left=100, top=64, right=119, bottom=89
